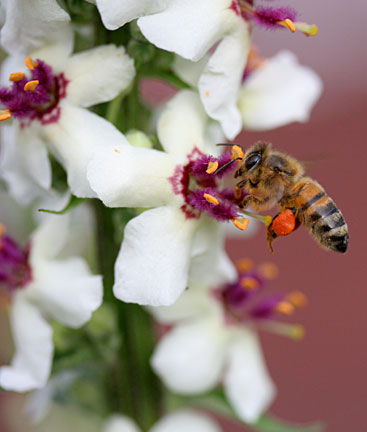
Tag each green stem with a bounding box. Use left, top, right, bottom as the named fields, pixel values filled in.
left=106, top=91, right=127, bottom=127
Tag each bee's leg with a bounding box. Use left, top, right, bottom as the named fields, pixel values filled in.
left=239, top=195, right=254, bottom=209
left=266, top=227, right=277, bottom=253
left=240, top=195, right=270, bottom=209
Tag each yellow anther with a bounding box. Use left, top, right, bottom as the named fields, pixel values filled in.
left=25, top=56, right=38, bottom=70
left=294, top=22, right=318, bottom=36
left=258, top=262, right=279, bottom=280
left=205, top=91, right=210, bottom=97
left=265, top=215, right=273, bottom=226
left=287, top=291, right=308, bottom=308
left=232, top=217, right=250, bottom=231
left=290, top=324, right=305, bottom=340
left=0, top=109, right=11, bottom=122
left=240, top=276, right=259, bottom=291
left=24, top=80, right=39, bottom=92
left=231, top=145, right=244, bottom=160
left=9, top=72, right=25, bottom=82
left=204, top=193, right=219, bottom=205
left=236, top=258, right=253, bottom=272
left=276, top=301, right=295, bottom=315
left=206, top=161, right=218, bottom=174
left=0, top=224, right=4, bottom=237
left=278, top=18, right=296, bottom=32
left=114, top=149, right=121, bottom=154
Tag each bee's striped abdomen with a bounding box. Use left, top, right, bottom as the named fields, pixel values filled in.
left=302, top=190, right=349, bottom=253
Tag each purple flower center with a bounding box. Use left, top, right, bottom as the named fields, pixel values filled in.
left=0, top=231, right=32, bottom=298
left=231, top=0, right=297, bottom=30
left=0, top=59, right=68, bottom=126
left=213, top=261, right=303, bottom=326
left=169, top=148, right=245, bottom=222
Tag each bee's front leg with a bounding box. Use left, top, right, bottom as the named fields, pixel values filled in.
left=239, top=195, right=254, bottom=209
left=240, top=195, right=270, bottom=210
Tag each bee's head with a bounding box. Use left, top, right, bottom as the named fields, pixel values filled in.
left=235, top=142, right=269, bottom=179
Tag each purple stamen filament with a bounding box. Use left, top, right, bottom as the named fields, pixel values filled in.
left=169, top=148, right=245, bottom=222
left=0, top=59, right=68, bottom=126
left=0, top=233, right=32, bottom=296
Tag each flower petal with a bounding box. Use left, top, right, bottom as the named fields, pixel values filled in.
left=238, top=51, right=323, bottom=131
left=151, top=319, right=227, bottom=393
left=151, top=410, right=222, bottom=432
left=189, top=218, right=237, bottom=286
left=149, top=283, right=218, bottom=325
left=223, top=330, right=276, bottom=423
left=30, top=257, right=103, bottom=328
left=65, top=45, right=135, bottom=108
left=0, top=294, right=53, bottom=391
left=138, top=0, right=233, bottom=62
left=95, top=0, right=168, bottom=31
left=114, top=206, right=197, bottom=306
left=172, top=55, right=208, bottom=87
left=0, top=124, right=51, bottom=205
left=157, top=90, right=208, bottom=161
left=198, top=19, right=250, bottom=140
left=31, top=24, right=74, bottom=73
left=30, top=213, right=70, bottom=262
left=103, top=415, right=140, bottom=432
left=87, top=142, right=174, bottom=208
left=43, top=103, right=126, bottom=198
left=0, top=0, right=70, bottom=55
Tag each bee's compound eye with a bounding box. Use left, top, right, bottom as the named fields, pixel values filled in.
left=245, top=153, right=262, bottom=171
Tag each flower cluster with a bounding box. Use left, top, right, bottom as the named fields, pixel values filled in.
left=0, top=1, right=324, bottom=431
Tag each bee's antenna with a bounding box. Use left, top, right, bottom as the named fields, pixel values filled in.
left=216, top=143, right=235, bottom=147
left=216, top=142, right=246, bottom=152
left=214, top=157, right=242, bottom=175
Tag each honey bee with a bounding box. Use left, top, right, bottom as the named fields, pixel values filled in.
left=234, top=141, right=349, bottom=253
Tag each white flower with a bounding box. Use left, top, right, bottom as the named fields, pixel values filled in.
left=88, top=90, right=237, bottom=306
left=174, top=49, right=322, bottom=134
left=238, top=50, right=323, bottom=130
left=0, top=0, right=71, bottom=55
left=104, top=410, right=222, bottom=432
left=0, top=212, right=103, bottom=392
left=93, top=0, right=250, bottom=139
left=150, top=284, right=276, bottom=424
left=0, top=24, right=135, bottom=203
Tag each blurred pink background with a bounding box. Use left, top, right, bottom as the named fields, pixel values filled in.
left=227, top=0, right=367, bottom=430
left=1, top=0, right=366, bottom=430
